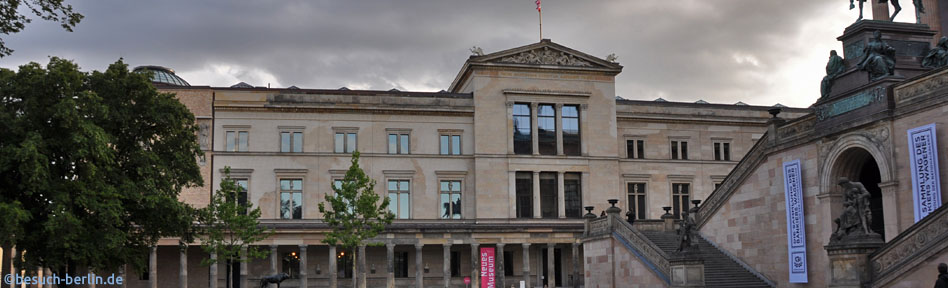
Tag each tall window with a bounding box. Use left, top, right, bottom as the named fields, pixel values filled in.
left=503, top=251, right=514, bottom=276
left=627, top=183, right=646, bottom=220
left=670, top=140, right=688, bottom=160
left=394, top=251, right=409, bottom=278
left=562, top=105, right=580, bottom=156
left=334, top=132, right=357, bottom=153
left=388, top=133, right=410, bottom=154
left=225, top=130, right=249, bottom=152
left=440, top=134, right=461, bottom=155
left=440, top=180, right=462, bottom=219
left=672, top=183, right=690, bottom=219
left=234, top=179, right=249, bottom=215
left=513, top=103, right=532, bottom=155
left=388, top=180, right=410, bottom=219
left=282, top=252, right=300, bottom=278
left=539, top=172, right=558, bottom=218
left=450, top=251, right=461, bottom=277
left=332, top=179, right=354, bottom=213
left=280, top=179, right=303, bottom=219
left=537, top=104, right=557, bottom=155
left=713, top=141, right=731, bottom=161
left=515, top=172, right=533, bottom=218
left=281, top=131, right=303, bottom=153
left=564, top=172, right=582, bottom=218
left=627, top=139, right=645, bottom=159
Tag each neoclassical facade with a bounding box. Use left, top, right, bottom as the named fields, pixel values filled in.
left=106, top=40, right=808, bottom=288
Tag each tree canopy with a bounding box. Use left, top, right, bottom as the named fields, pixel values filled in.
left=0, top=57, right=202, bottom=272
left=0, top=0, right=83, bottom=56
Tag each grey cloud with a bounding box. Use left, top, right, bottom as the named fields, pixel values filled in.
left=2, top=0, right=868, bottom=107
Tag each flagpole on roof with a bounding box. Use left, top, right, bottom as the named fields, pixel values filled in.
left=537, top=0, right=542, bottom=40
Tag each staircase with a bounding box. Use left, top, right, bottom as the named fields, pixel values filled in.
left=640, top=231, right=772, bottom=288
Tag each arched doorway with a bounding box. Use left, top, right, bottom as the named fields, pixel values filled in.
left=832, top=147, right=885, bottom=238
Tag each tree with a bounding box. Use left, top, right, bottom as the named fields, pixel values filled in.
left=196, top=167, right=272, bottom=288
left=0, top=0, right=83, bottom=56
left=0, top=58, right=202, bottom=277
left=318, top=151, right=395, bottom=288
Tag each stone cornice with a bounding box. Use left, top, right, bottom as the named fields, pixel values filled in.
left=870, top=204, right=948, bottom=287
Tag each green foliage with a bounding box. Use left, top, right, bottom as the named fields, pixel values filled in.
left=318, top=151, right=395, bottom=249
left=0, top=0, right=83, bottom=56
left=0, top=57, right=202, bottom=272
left=196, top=167, right=271, bottom=268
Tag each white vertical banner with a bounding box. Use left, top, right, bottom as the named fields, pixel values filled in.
left=908, top=123, right=942, bottom=222
left=782, top=159, right=808, bottom=283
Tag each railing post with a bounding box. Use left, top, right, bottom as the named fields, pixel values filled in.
left=606, top=199, right=621, bottom=232
left=583, top=206, right=596, bottom=236
left=661, top=207, right=675, bottom=232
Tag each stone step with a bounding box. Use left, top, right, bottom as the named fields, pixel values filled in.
left=636, top=230, right=772, bottom=287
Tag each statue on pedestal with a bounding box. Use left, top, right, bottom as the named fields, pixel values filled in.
left=259, top=272, right=290, bottom=288
left=850, top=0, right=925, bottom=23
left=923, top=37, right=948, bottom=68
left=677, top=210, right=696, bottom=253
left=821, top=50, right=847, bottom=98
left=831, top=178, right=877, bottom=242
left=858, top=30, right=896, bottom=81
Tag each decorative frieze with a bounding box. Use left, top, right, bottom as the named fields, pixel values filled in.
left=498, top=48, right=593, bottom=67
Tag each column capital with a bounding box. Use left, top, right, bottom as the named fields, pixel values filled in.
left=496, top=243, right=505, bottom=248
left=415, top=243, right=424, bottom=249
left=386, top=243, right=395, bottom=249
left=270, top=244, right=278, bottom=250
left=443, top=242, right=452, bottom=248
left=522, top=243, right=531, bottom=248
left=298, top=244, right=308, bottom=250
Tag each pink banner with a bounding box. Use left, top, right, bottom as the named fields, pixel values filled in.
left=480, top=247, right=496, bottom=288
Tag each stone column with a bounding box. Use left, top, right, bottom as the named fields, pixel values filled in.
left=579, top=104, right=588, bottom=156
left=179, top=246, right=188, bottom=288
left=532, top=171, right=541, bottom=219
left=555, top=103, right=564, bottom=155
left=521, top=243, right=531, bottom=288
left=415, top=244, right=424, bottom=288
left=557, top=171, right=566, bottom=218
left=547, top=243, right=556, bottom=288
left=209, top=253, right=218, bottom=288
left=581, top=172, right=590, bottom=211
left=358, top=245, right=366, bottom=288
left=149, top=246, right=157, bottom=288
left=240, top=247, right=248, bottom=288
left=386, top=244, right=395, bottom=288
left=270, top=245, right=279, bottom=275
left=508, top=171, right=517, bottom=218
left=879, top=181, right=900, bottom=241
left=530, top=102, right=539, bottom=155
left=442, top=244, right=451, bottom=288
left=496, top=243, right=505, bottom=288
left=471, top=243, right=480, bottom=288
left=299, top=245, right=308, bottom=288
left=329, top=246, right=337, bottom=288
left=572, top=243, right=580, bottom=288
left=506, top=101, right=515, bottom=154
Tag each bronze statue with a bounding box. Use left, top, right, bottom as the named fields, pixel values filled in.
left=858, top=30, right=896, bottom=81
left=831, top=178, right=876, bottom=242
left=850, top=0, right=925, bottom=22
left=677, top=209, right=696, bottom=253
left=259, top=272, right=290, bottom=288
left=821, top=50, right=847, bottom=98
left=923, top=37, right=948, bottom=68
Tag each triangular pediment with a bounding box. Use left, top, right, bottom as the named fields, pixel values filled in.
left=471, top=39, right=622, bottom=70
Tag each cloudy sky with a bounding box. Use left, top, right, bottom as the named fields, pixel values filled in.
left=0, top=0, right=923, bottom=107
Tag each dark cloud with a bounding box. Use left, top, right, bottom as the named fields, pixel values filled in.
left=1, top=0, right=906, bottom=107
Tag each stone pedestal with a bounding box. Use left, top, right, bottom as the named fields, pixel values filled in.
left=824, top=235, right=884, bottom=288
left=669, top=255, right=704, bottom=288
left=661, top=212, right=676, bottom=232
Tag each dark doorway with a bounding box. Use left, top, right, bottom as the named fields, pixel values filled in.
left=540, top=248, right=562, bottom=286
left=337, top=249, right=353, bottom=279
left=858, top=156, right=884, bottom=238
left=227, top=260, right=241, bottom=288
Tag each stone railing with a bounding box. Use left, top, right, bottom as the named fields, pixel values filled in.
left=632, top=219, right=666, bottom=232
left=613, top=218, right=671, bottom=280
left=869, top=204, right=948, bottom=287
left=697, top=130, right=772, bottom=227
left=587, top=216, right=611, bottom=237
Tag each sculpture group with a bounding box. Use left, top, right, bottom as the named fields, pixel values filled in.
left=850, top=0, right=925, bottom=22
left=831, top=178, right=878, bottom=242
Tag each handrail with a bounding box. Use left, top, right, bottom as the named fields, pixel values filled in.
left=696, top=130, right=772, bottom=227
left=869, top=203, right=948, bottom=287
left=613, top=219, right=671, bottom=278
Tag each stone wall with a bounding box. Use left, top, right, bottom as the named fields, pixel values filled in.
left=583, top=236, right=666, bottom=288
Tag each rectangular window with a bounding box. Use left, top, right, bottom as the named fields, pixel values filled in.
left=388, top=133, right=410, bottom=154
left=672, top=183, right=690, bottom=220
left=539, top=172, right=558, bottom=218
left=562, top=105, right=580, bottom=156
left=440, top=134, right=461, bottom=155
left=332, top=179, right=354, bottom=214
left=280, top=179, right=303, bottom=219
left=713, top=142, right=731, bottom=161
left=281, top=131, right=303, bottom=153
left=450, top=251, right=461, bottom=277
left=388, top=180, right=411, bottom=219
left=394, top=251, right=409, bottom=278
left=226, top=130, right=249, bottom=152
left=503, top=251, right=514, bottom=276
left=234, top=179, right=249, bottom=215
left=627, top=183, right=646, bottom=220
left=440, top=180, right=462, bottom=219
left=537, top=104, right=557, bottom=155
left=334, top=132, right=357, bottom=153
left=670, top=140, right=688, bottom=160
left=513, top=103, right=533, bottom=155
left=515, top=172, right=533, bottom=218
left=626, top=139, right=645, bottom=159
left=564, top=173, right=582, bottom=218
left=282, top=252, right=300, bottom=278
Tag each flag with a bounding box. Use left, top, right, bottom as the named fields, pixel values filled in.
left=536, top=0, right=541, bottom=12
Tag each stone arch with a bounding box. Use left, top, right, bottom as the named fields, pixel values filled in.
left=820, top=133, right=895, bottom=239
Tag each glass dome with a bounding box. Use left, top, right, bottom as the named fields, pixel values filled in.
left=133, top=66, right=190, bottom=86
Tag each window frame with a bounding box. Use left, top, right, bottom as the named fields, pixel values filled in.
left=279, top=178, right=304, bottom=220
left=387, top=179, right=411, bottom=219
left=386, top=129, right=411, bottom=155
left=626, top=138, right=645, bottom=159
left=670, top=139, right=689, bottom=160
left=439, top=180, right=463, bottom=219
left=627, top=182, right=647, bottom=220
left=671, top=182, right=691, bottom=220
left=561, top=104, right=581, bottom=156
left=224, top=128, right=250, bottom=152
left=333, top=130, right=358, bottom=153
left=536, top=104, right=557, bottom=155
left=439, top=131, right=462, bottom=155
left=713, top=140, right=731, bottom=161
left=512, top=103, right=533, bottom=155
left=279, top=128, right=304, bottom=153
